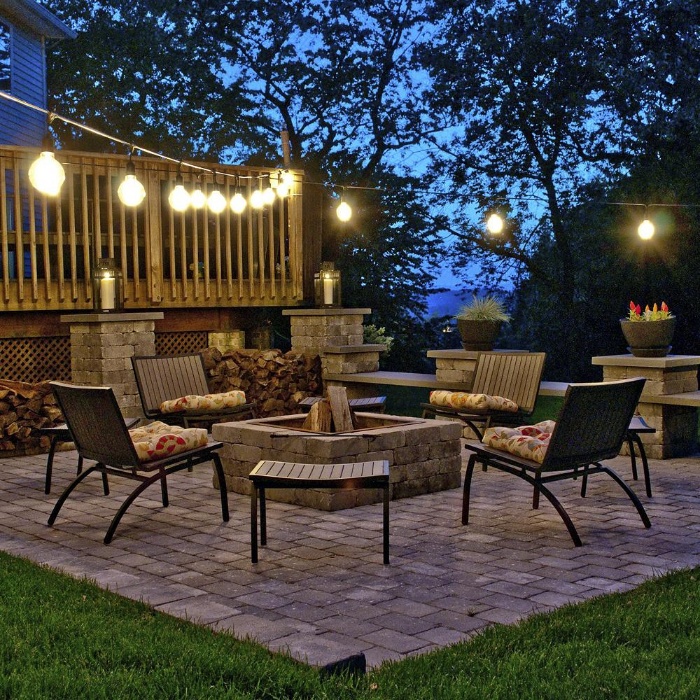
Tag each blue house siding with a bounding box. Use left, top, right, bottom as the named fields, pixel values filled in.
left=0, top=23, right=45, bottom=145
left=0, top=0, right=74, bottom=146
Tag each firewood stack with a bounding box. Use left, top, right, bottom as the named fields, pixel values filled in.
left=200, top=347, right=323, bottom=417
left=0, top=379, right=64, bottom=455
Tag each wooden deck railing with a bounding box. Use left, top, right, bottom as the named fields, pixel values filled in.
left=0, top=146, right=306, bottom=311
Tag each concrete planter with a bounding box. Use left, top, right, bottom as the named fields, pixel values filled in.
left=457, top=319, right=503, bottom=351
left=620, top=318, right=676, bottom=357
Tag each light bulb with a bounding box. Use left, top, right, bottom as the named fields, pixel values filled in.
left=281, top=170, right=294, bottom=187
left=486, top=213, right=505, bottom=235
left=208, top=189, right=226, bottom=213
left=168, top=184, right=190, bottom=211
left=276, top=182, right=289, bottom=198
left=230, top=192, right=247, bottom=214
left=262, top=185, right=276, bottom=205
left=250, top=189, right=265, bottom=209
left=190, top=187, right=206, bottom=209
left=117, top=171, right=146, bottom=206
left=28, top=151, right=65, bottom=196
left=336, top=201, right=352, bottom=222
left=638, top=219, right=655, bottom=240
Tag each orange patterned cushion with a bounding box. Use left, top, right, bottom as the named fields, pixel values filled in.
left=429, top=390, right=518, bottom=414
left=129, top=421, right=208, bottom=463
left=481, top=420, right=556, bottom=464
left=159, top=389, right=246, bottom=415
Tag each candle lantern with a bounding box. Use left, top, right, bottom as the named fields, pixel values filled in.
left=314, top=261, right=342, bottom=308
left=92, top=258, right=123, bottom=312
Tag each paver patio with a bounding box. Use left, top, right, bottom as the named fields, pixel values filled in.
left=0, top=445, right=698, bottom=669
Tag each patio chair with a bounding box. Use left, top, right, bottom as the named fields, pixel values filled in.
left=132, top=353, right=255, bottom=430
left=47, top=381, right=230, bottom=544
left=422, top=351, right=547, bottom=438
left=462, top=377, right=651, bottom=546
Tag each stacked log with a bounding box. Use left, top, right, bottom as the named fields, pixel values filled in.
left=0, top=349, right=323, bottom=456
left=201, top=347, right=322, bottom=417
left=0, top=379, right=64, bottom=456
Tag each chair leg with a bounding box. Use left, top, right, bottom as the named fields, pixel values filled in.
left=259, top=486, right=267, bottom=545
left=104, top=472, right=165, bottom=544
left=525, top=476, right=583, bottom=547
left=461, top=454, right=478, bottom=524
left=601, top=466, right=652, bottom=529
left=44, top=435, right=60, bottom=494
left=211, top=453, right=230, bottom=522
left=628, top=433, right=652, bottom=497
left=47, top=465, right=100, bottom=526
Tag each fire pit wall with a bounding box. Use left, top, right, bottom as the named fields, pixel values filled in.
left=212, top=415, right=463, bottom=511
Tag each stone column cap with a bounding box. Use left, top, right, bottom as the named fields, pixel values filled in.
left=282, top=308, right=371, bottom=316
left=323, top=344, right=386, bottom=354
left=592, top=354, right=700, bottom=368
left=60, top=312, right=164, bottom=323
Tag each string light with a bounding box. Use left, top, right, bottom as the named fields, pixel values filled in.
left=27, top=115, right=65, bottom=196
left=117, top=149, right=146, bottom=206
left=230, top=176, right=247, bottom=214
left=486, top=213, right=505, bottom=235
left=168, top=166, right=191, bottom=212
left=207, top=171, right=227, bottom=213
left=190, top=176, right=206, bottom=209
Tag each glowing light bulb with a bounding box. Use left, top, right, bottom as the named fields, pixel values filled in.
left=250, top=189, right=265, bottom=209
left=168, top=183, right=190, bottom=211
left=486, top=213, right=504, bottom=235
left=190, top=186, right=206, bottom=209
left=262, top=185, right=276, bottom=205
left=208, top=189, right=226, bottom=213
left=638, top=219, right=655, bottom=240
left=336, top=201, right=352, bottom=222
left=28, top=151, right=65, bottom=196
left=230, top=192, right=247, bottom=214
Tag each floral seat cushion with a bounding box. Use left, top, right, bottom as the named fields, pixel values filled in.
left=159, top=389, right=246, bottom=415
left=429, top=390, right=519, bottom=414
left=129, top=421, right=208, bottom=463
left=481, top=420, right=556, bottom=464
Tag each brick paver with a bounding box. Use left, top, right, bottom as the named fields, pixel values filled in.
left=0, top=446, right=699, bottom=668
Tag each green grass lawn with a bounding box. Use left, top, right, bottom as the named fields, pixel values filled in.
left=1, top=551, right=699, bottom=699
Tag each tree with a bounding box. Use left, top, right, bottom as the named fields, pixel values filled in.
left=416, top=0, right=700, bottom=379
left=43, top=0, right=447, bottom=365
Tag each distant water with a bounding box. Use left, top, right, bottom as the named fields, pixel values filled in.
left=426, top=289, right=467, bottom=318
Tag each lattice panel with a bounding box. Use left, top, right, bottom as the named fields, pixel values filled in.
left=155, top=331, right=209, bottom=356
left=0, top=337, right=72, bottom=383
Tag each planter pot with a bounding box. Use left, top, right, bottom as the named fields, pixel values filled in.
left=620, top=318, right=676, bottom=358
left=457, top=319, right=503, bottom=351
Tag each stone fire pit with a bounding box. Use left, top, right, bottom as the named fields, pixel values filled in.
left=212, top=413, right=463, bottom=510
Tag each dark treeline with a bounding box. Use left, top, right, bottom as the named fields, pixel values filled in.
left=43, top=0, right=700, bottom=380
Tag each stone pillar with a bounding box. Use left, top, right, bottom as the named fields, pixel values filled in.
left=426, top=349, right=480, bottom=387
left=61, top=312, right=164, bottom=419
left=592, top=354, right=700, bottom=458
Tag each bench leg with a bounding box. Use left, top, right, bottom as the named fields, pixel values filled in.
left=383, top=482, right=390, bottom=565
left=259, top=487, right=267, bottom=545
left=250, top=482, right=258, bottom=564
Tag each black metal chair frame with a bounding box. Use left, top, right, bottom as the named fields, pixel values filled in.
left=48, top=381, right=229, bottom=544
left=463, top=377, right=652, bottom=546
left=131, top=353, right=255, bottom=430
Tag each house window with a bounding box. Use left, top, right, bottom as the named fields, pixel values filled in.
left=0, top=21, right=10, bottom=92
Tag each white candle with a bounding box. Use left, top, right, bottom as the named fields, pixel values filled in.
left=100, top=276, right=116, bottom=310
left=323, top=276, right=334, bottom=305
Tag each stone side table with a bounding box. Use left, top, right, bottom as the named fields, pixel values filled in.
left=592, top=354, right=700, bottom=458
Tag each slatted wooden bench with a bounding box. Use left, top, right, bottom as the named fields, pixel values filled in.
left=248, top=459, right=390, bottom=564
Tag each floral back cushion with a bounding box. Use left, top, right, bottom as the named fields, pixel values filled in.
left=481, top=420, right=556, bottom=464
left=429, top=390, right=518, bottom=414
left=129, top=421, right=208, bottom=463
left=159, top=389, right=246, bottom=415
